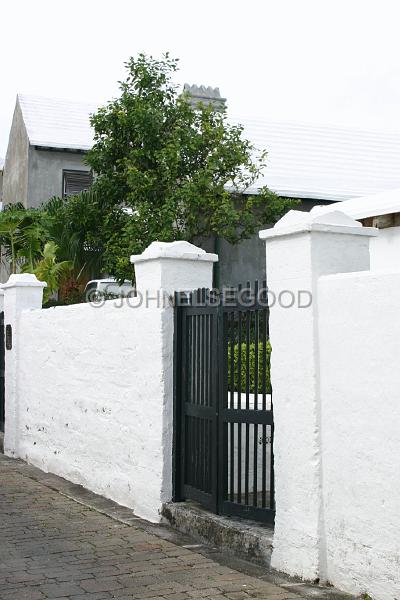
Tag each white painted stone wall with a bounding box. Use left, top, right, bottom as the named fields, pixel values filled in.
left=318, top=270, right=400, bottom=600
left=3, top=241, right=216, bottom=523
left=262, top=209, right=400, bottom=599
left=369, top=225, right=400, bottom=271
left=260, top=210, right=376, bottom=581
left=11, top=299, right=173, bottom=523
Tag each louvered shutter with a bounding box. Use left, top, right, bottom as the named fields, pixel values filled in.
left=63, top=170, right=93, bottom=196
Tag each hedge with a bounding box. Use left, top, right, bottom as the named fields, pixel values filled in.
left=227, top=341, right=271, bottom=394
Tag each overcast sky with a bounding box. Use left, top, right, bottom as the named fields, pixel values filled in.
left=1, top=0, right=400, bottom=157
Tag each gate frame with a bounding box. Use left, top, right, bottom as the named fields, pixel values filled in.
left=173, top=286, right=275, bottom=524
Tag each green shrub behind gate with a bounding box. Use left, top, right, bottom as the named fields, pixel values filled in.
left=228, top=341, right=272, bottom=394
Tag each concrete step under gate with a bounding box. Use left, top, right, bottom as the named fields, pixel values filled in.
left=162, top=500, right=274, bottom=568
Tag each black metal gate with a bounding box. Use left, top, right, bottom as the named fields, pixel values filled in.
left=0, top=311, right=5, bottom=433
left=174, top=282, right=275, bottom=524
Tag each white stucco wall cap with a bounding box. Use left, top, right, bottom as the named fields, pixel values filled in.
left=259, top=209, right=378, bottom=240
left=130, top=241, right=218, bottom=264
left=0, top=274, right=47, bottom=289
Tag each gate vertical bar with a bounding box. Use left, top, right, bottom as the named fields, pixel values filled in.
left=217, top=304, right=228, bottom=514
left=172, top=293, right=180, bottom=500
left=245, top=283, right=251, bottom=506
left=229, top=311, right=235, bottom=502
left=210, top=307, right=219, bottom=512
left=237, top=284, right=242, bottom=504
left=261, top=282, right=268, bottom=508
left=253, top=280, right=259, bottom=506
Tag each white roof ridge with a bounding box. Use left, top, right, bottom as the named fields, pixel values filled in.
left=17, top=92, right=99, bottom=108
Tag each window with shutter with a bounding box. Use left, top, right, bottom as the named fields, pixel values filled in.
left=63, top=170, right=93, bottom=196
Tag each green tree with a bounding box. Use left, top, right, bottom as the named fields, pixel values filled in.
left=0, top=204, right=73, bottom=302
left=0, top=204, right=45, bottom=274
left=32, top=241, right=72, bottom=303
left=41, top=191, right=104, bottom=280
left=86, top=53, right=297, bottom=280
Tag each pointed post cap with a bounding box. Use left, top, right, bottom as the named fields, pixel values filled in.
left=131, top=240, right=218, bottom=264
left=130, top=241, right=217, bottom=294
left=259, top=209, right=378, bottom=240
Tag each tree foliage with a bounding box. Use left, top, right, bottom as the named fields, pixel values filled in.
left=1, top=53, right=298, bottom=289
left=41, top=191, right=104, bottom=279
left=0, top=198, right=96, bottom=302
left=0, top=204, right=46, bottom=274
left=85, top=53, right=297, bottom=279
left=31, top=241, right=72, bottom=303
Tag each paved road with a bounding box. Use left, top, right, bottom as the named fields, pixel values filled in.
left=0, top=454, right=346, bottom=600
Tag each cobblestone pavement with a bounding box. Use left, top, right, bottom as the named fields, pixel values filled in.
left=0, top=453, right=349, bottom=600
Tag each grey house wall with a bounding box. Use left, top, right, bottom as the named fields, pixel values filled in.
left=27, top=148, right=89, bottom=207
left=2, top=98, right=91, bottom=208
left=2, top=99, right=29, bottom=207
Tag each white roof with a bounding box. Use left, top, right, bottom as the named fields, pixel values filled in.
left=18, top=94, right=96, bottom=152
left=236, top=117, right=400, bottom=201
left=16, top=94, right=400, bottom=202
left=313, top=188, right=400, bottom=220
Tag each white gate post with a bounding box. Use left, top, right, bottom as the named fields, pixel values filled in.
left=131, top=241, right=218, bottom=513
left=259, top=210, right=377, bottom=581
left=1, top=274, right=46, bottom=457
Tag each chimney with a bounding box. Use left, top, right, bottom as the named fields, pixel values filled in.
left=183, top=84, right=227, bottom=111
